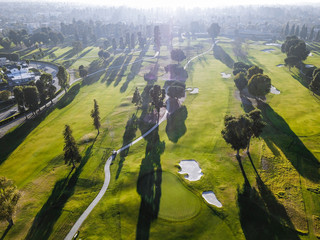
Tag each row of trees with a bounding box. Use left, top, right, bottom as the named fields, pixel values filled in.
left=233, top=63, right=271, bottom=99
left=0, top=100, right=100, bottom=229
left=0, top=28, right=64, bottom=50
left=13, top=73, right=56, bottom=115
left=281, top=35, right=310, bottom=69
left=283, top=23, right=320, bottom=42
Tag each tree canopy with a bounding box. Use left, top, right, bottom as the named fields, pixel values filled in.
left=221, top=115, right=252, bottom=157
left=63, top=125, right=81, bottom=170
left=57, top=66, right=69, bottom=91
left=0, top=176, right=20, bottom=226
left=207, top=23, right=221, bottom=41
left=170, top=49, right=186, bottom=63
left=247, top=74, right=271, bottom=98
left=281, top=35, right=309, bottom=62
left=90, top=99, right=101, bottom=134
left=132, top=87, right=142, bottom=107
left=150, top=85, right=166, bottom=121
left=234, top=72, right=248, bottom=91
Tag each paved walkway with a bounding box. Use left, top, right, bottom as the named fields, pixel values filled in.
left=64, top=41, right=214, bottom=240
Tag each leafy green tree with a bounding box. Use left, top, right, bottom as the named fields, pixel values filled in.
left=112, top=38, right=117, bottom=53
left=132, top=87, right=142, bottom=107
left=294, top=25, right=300, bottom=36
left=90, top=99, right=101, bottom=134
left=119, top=37, right=125, bottom=50
left=130, top=33, right=136, bottom=50
left=170, top=49, right=186, bottom=63
left=309, top=26, right=315, bottom=41
left=284, top=22, right=290, bottom=36
left=247, top=65, right=263, bottom=80
left=234, top=72, right=248, bottom=92
left=167, top=86, right=185, bottom=99
left=48, top=84, right=56, bottom=104
left=300, top=24, right=308, bottom=40
left=154, top=26, right=161, bottom=52
left=0, top=90, right=10, bottom=101
left=221, top=115, right=252, bottom=157
left=36, top=80, right=46, bottom=105
left=0, top=177, right=20, bottom=226
left=125, top=32, right=130, bottom=48
left=0, top=37, right=12, bottom=50
left=246, top=109, right=266, bottom=153
left=63, top=125, right=81, bottom=170
left=284, top=56, right=300, bottom=70
left=247, top=74, right=271, bottom=99
left=149, top=85, right=166, bottom=122
left=309, top=71, right=320, bottom=94
left=13, top=86, right=25, bottom=113
left=72, top=41, right=82, bottom=55
left=57, top=66, right=69, bottom=92
left=23, top=86, right=39, bottom=114
left=289, top=24, right=295, bottom=35
left=315, top=31, right=320, bottom=42
left=78, top=65, right=88, bottom=78
left=207, top=23, right=221, bottom=41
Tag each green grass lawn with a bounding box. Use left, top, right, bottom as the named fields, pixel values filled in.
left=0, top=38, right=319, bottom=240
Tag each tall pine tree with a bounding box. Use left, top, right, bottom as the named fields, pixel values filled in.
left=63, top=125, right=81, bottom=170
left=91, top=99, right=101, bottom=134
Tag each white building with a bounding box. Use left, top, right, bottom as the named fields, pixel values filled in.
left=0, top=57, right=7, bottom=66
left=7, top=68, right=35, bottom=85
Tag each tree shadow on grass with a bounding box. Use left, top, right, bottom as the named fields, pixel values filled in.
left=239, top=95, right=320, bottom=182
left=116, top=114, right=138, bottom=179
left=82, top=57, right=114, bottom=86
left=0, top=223, right=12, bottom=240
left=120, top=48, right=148, bottom=93
left=114, top=54, right=133, bottom=87
left=56, top=83, right=80, bottom=109
left=136, top=126, right=165, bottom=240
left=238, top=178, right=300, bottom=240
left=25, top=144, right=93, bottom=240
left=165, top=105, right=188, bottom=143
left=100, top=55, right=126, bottom=86
left=257, top=101, right=320, bottom=182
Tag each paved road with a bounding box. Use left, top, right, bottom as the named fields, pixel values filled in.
left=64, top=42, right=213, bottom=240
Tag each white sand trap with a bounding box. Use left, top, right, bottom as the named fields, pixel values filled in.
left=261, top=49, right=275, bottom=53
left=276, top=64, right=284, bottom=67
left=270, top=85, right=280, bottom=94
left=265, top=43, right=281, bottom=47
left=186, top=87, right=192, bottom=91
left=305, top=64, right=314, bottom=68
left=202, top=191, right=222, bottom=208
left=309, top=52, right=313, bottom=57
left=178, top=160, right=203, bottom=181
left=221, top=72, right=231, bottom=78
left=190, top=88, right=199, bottom=94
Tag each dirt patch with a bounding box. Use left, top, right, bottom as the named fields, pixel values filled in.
left=277, top=64, right=284, bottom=67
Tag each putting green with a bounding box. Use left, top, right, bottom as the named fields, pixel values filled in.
left=158, top=172, right=201, bottom=221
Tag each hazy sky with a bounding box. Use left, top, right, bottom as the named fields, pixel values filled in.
left=8, top=0, right=320, bottom=8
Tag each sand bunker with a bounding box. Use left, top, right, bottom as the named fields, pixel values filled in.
left=202, top=191, right=222, bottom=208
left=276, top=64, right=284, bottom=67
left=221, top=72, right=231, bottom=79
left=190, top=88, right=199, bottom=94
left=261, top=49, right=275, bottom=53
left=305, top=64, right=314, bottom=68
left=265, top=43, right=281, bottom=47
left=270, top=85, right=280, bottom=94
left=178, top=160, right=203, bottom=181
left=309, top=52, right=313, bottom=57
left=186, top=87, right=192, bottom=91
